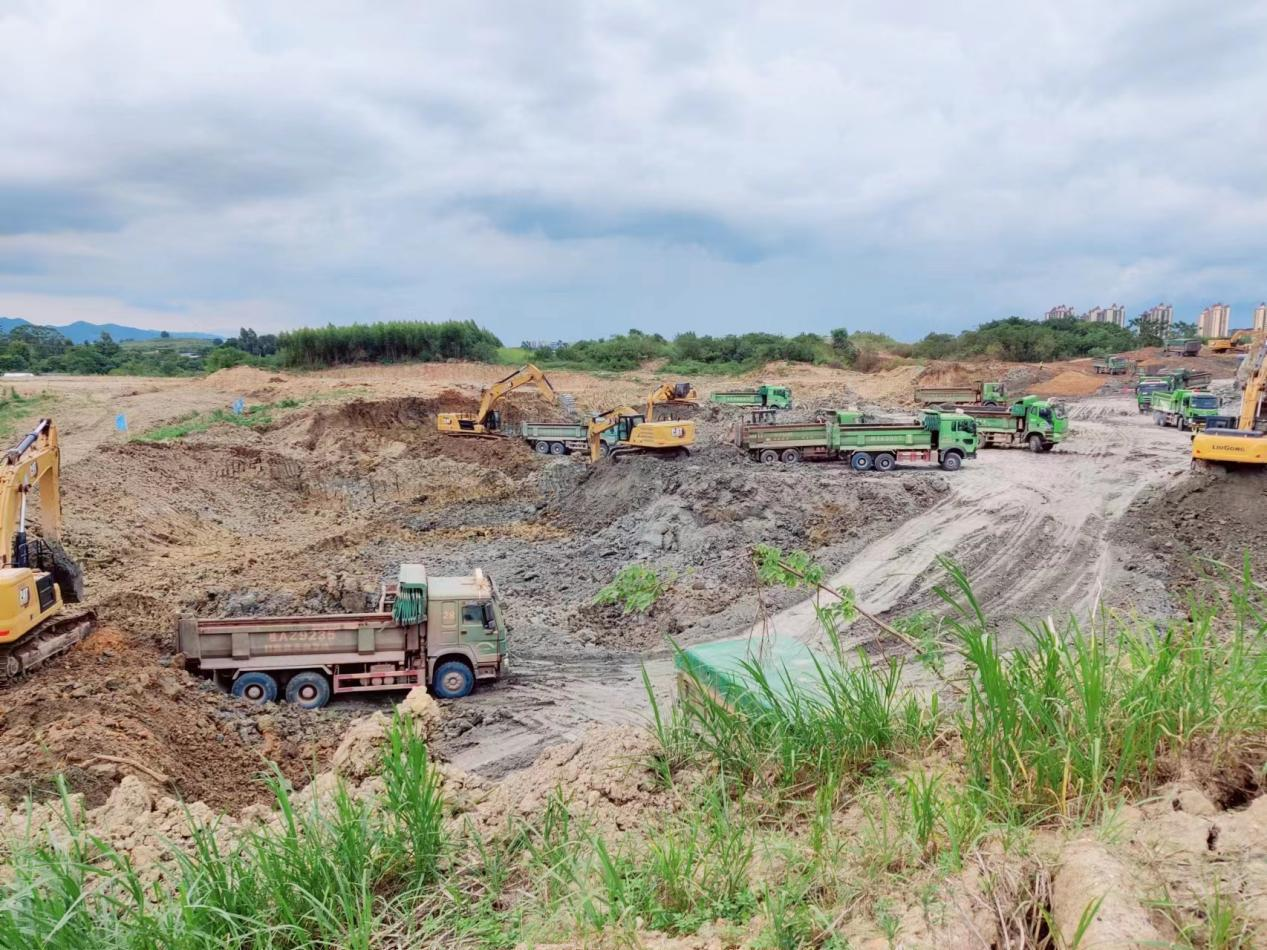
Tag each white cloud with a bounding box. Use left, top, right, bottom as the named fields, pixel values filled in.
left=2, top=0, right=1266, bottom=338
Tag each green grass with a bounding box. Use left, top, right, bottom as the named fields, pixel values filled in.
left=134, top=398, right=304, bottom=442
left=0, top=389, right=56, bottom=444
left=4, top=552, right=1267, bottom=946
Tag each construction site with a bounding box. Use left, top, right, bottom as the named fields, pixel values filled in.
left=2, top=344, right=1266, bottom=948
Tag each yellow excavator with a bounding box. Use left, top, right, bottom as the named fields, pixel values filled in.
left=436, top=364, right=557, bottom=437
left=645, top=382, right=699, bottom=421
left=1209, top=329, right=1256, bottom=355
left=0, top=419, right=93, bottom=678
left=587, top=406, right=695, bottom=461
left=1192, top=334, right=1267, bottom=466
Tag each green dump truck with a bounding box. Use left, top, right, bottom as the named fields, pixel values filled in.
left=960, top=395, right=1068, bottom=452
left=914, top=381, right=1006, bottom=406
left=1093, top=356, right=1133, bottom=375
left=177, top=564, right=509, bottom=708
left=708, top=385, right=793, bottom=409
left=736, top=410, right=978, bottom=471
left=1150, top=389, right=1222, bottom=431
left=520, top=421, right=590, bottom=455
left=1135, top=369, right=1213, bottom=414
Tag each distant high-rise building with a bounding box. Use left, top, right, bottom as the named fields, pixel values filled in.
left=1045, top=305, right=1075, bottom=321
left=1198, top=303, right=1231, bottom=339
left=1144, top=303, right=1173, bottom=333
left=1254, top=303, right=1267, bottom=332
left=1081, top=304, right=1126, bottom=327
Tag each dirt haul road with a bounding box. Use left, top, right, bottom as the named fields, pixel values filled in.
left=444, top=392, right=1195, bottom=775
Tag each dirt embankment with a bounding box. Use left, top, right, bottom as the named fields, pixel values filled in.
left=1114, top=466, right=1267, bottom=593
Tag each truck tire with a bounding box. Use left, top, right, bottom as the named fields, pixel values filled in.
left=232, top=671, right=278, bottom=704
left=759, top=449, right=779, bottom=464
left=599, top=442, right=612, bottom=458
left=780, top=448, right=801, bottom=464
left=285, top=671, right=331, bottom=710
left=850, top=453, right=873, bottom=472
left=873, top=452, right=896, bottom=472
left=1028, top=434, right=1044, bottom=453
left=433, top=660, right=475, bottom=699
left=1178, top=416, right=1187, bottom=432
left=550, top=441, right=566, bottom=455
left=1153, top=412, right=1163, bottom=426
left=940, top=452, right=963, bottom=471
left=534, top=440, right=551, bottom=454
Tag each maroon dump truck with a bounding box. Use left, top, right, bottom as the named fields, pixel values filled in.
left=176, top=565, right=509, bottom=708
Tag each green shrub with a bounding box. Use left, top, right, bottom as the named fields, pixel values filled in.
left=594, top=564, right=672, bottom=614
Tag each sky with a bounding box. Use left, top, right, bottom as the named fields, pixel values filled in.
left=2, top=0, right=1266, bottom=342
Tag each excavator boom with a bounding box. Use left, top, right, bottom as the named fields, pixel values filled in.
left=646, top=382, right=699, bottom=421
left=0, top=419, right=93, bottom=678
left=437, top=364, right=558, bottom=436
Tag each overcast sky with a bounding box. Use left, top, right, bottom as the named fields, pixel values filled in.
left=2, top=1, right=1266, bottom=341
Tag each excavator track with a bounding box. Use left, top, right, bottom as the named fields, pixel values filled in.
left=0, top=607, right=96, bottom=680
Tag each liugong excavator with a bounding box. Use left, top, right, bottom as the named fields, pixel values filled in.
left=436, top=364, right=558, bottom=437
left=0, top=419, right=92, bottom=677
left=1192, top=334, right=1267, bottom=467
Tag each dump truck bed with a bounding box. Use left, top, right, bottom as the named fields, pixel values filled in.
left=178, top=611, right=410, bottom=670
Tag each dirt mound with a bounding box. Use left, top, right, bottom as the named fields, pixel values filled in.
left=0, top=626, right=360, bottom=810
left=1114, top=467, right=1267, bottom=593
left=1028, top=369, right=1108, bottom=397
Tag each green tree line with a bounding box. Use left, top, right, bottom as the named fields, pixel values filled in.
left=275, top=320, right=501, bottom=368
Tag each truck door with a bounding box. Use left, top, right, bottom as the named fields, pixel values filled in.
left=461, top=602, right=500, bottom=663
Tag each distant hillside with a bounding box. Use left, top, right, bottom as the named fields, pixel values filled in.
left=0, top=317, right=219, bottom=344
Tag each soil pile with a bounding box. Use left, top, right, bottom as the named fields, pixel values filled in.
left=0, top=625, right=360, bottom=810
left=1114, top=466, right=1267, bottom=592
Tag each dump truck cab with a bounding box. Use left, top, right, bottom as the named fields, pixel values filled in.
left=1013, top=395, right=1067, bottom=442
left=924, top=411, right=979, bottom=458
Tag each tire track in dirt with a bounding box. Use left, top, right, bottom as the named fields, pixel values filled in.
left=446, top=394, right=1194, bottom=776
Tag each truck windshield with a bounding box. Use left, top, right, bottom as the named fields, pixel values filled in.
left=1191, top=395, right=1218, bottom=410
left=1138, top=383, right=1166, bottom=393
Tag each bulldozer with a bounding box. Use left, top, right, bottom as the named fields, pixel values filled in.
left=0, top=419, right=93, bottom=678
left=1192, top=334, right=1267, bottom=467
left=645, top=382, right=699, bottom=421
left=436, top=364, right=558, bottom=437
left=587, top=406, right=695, bottom=461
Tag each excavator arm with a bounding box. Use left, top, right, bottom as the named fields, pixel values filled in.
left=437, top=363, right=558, bottom=436
left=645, top=382, right=699, bottom=421
left=0, top=419, right=92, bottom=677
left=474, top=364, right=557, bottom=426
left=586, top=406, right=636, bottom=461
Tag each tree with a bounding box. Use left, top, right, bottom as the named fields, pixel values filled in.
left=1130, top=313, right=1167, bottom=347
left=160, top=330, right=170, bottom=339
left=829, top=327, right=857, bottom=365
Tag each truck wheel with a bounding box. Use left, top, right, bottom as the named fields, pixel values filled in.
left=285, top=671, right=331, bottom=710
left=232, top=671, right=278, bottom=704
left=1028, top=434, right=1044, bottom=453
left=433, top=660, right=475, bottom=699
left=873, top=452, right=896, bottom=472
left=850, top=453, right=873, bottom=472
left=1178, top=416, right=1187, bottom=432
left=780, top=448, right=801, bottom=464
left=940, top=452, right=963, bottom=472
left=1153, top=412, right=1163, bottom=426
left=550, top=441, right=566, bottom=455
left=599, top=442, right=612, bottom=458
left=534, top=440, right=551, bottom=454
left=759, top=449, right=779, bottom=464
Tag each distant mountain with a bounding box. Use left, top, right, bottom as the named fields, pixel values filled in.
left=0, top=317, right=220, bottom=344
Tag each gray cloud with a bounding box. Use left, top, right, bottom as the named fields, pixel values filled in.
left=1, top=1, right=1265, bottom=338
